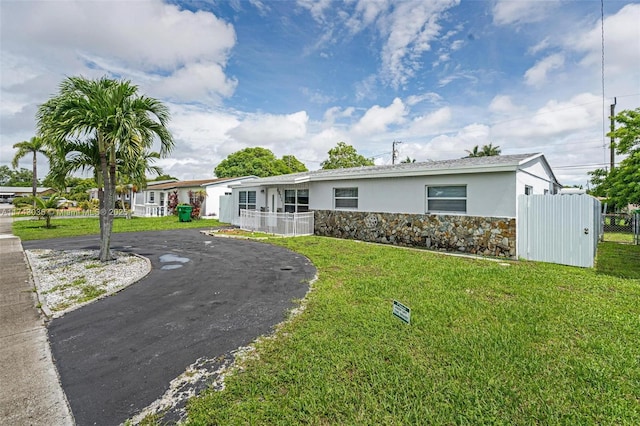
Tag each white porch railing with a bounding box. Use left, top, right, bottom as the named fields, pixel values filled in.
left=133, top=204, right=166, bottom=217
left=239, top=210, right=314, bottom=236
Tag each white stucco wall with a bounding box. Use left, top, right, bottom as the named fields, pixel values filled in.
left=204, top=185, right=233, bottom=217
left=516, top=158, right=558, bottom=195
left=309, top=171, right=518, bottom=217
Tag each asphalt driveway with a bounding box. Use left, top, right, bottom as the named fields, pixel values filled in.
left=23, top=229, right=316, bottom=425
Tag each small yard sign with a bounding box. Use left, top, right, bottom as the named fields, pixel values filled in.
left=392, top=300, right=411, bottom=324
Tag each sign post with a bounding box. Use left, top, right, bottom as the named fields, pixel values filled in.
left=392, top=300, right=410, bottom=325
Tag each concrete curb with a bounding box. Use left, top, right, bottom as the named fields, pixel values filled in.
left=0, top=215, right=75, bottom=425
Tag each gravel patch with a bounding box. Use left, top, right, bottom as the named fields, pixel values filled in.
left=26, top=249, right=151, bottom=318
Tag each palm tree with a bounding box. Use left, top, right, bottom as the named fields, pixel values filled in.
left=465, top=143, right=501, bottom=158
left=31, top=195, right=61, bottom=229
left=465, top=145, right=482, bottom=158
left=37, top=76, right=174, bottom=261
left=12, top=136, right=51, bottom=203
left=481, top=143, right=501, bottom=157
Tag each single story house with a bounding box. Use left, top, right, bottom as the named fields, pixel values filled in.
left=134, top=177, right=256, bottom=218
left=0, top=186, right=55, bottom=203
left=230, top=153, right=561, bottom=257
left=202, top=176, right=257, bottom=219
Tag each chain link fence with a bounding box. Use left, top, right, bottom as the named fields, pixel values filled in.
left=603, top=213, right=640, bottom=244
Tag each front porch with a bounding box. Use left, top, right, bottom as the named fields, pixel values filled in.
left=239, top=209, right=314, bottom=237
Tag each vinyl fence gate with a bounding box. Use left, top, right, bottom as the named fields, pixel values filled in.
left=517, top=194, right=602, bottom=268
left=218, top=195, right=233, bottom=224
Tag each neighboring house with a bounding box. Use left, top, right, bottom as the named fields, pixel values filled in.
left=0, top=186, right=55, bottom=203
left=230, top=153, right=561, bottom=258
left=202, top=176, right=257, bottom=219
left=134, top=178, right=253, bottom=217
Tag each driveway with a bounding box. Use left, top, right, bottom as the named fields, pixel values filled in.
left=23, top=229, right=316, bottom=425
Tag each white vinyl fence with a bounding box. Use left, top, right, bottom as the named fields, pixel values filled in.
left=239, top=210, right=314, bottom=236
left=517, top=194, right=601, bottom=268
left=218, top=195, right=233, bottom=224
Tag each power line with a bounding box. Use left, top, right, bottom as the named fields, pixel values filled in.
left=601, top=0, right=607, bottom=168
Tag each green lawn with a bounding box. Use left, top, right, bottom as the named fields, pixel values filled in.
left=12, top=215, right=222, bottom=240
left=603, top=232, right=636, bottom=244
left=185, top=238, right=640, bottom=425
left=12, top=219, right=639, bottom=424
left=596, top=242, right=640, bottom=279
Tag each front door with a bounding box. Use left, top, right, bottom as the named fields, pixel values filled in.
left=267, top=188, right=278, bottom=213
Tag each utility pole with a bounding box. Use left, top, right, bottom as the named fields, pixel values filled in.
left=392, top=140, right=402, bottom=164
left=610, top=97, right=616, bottom=171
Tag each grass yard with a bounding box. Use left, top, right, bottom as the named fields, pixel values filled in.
left=596, top=242, right=640, bottom=279
left=12, top=215, right=222, bottom=240
left=185, top=238, right=640, bottom=425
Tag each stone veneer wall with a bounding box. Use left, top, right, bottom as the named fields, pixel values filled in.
left=314, top=210, right=516, bottom=258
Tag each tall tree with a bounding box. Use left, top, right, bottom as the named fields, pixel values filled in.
left=214, top=147, right=308, bottom=177
left=12, top=136, right=51, bottom=201
left=0, top=166, right=34, bottom=186
left=320, top=141, right=374, bottom=169
left=590, top=107, right=640, bottom=208
left=38, top=76, right=173, bottom=261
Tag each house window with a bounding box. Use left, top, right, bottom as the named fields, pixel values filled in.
left=239, top=190, right=256, bottom=214
left=544, top=189, right=549, bottom=195
left=426, top=186, right=466, bottom=213
left=284, top=189, right=310, bottom=213
left=525, top=185, right=533, bottom=195
left=148, top=191, right=155, bottom=204
left=334, top=187, right=358, bottom=209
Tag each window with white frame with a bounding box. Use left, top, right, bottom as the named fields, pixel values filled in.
left=525, top=185, right=533, bottom=195
left=284, top=189, right=309, bottom=213
left=426, top=186, right=466, bottom=213
left=238, top=190, right=257, bottom=214
left=148, top=191, right=155, bottom=204
left=334, top=187, right=358, bottom=209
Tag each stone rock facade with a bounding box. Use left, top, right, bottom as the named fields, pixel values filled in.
left=314, top=210, right=516, bottom=258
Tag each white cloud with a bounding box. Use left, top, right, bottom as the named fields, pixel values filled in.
left=568, top=3, right=640, bottom=77
left=491, top=93, right=602, bottom=142
left=450, top=39, right=464, bottom=51
left=0, top=0, right=237, bottom=108
left=323, top=106, right=355, bottom=125
left=296, top=0, right=334, bottom=23
left=408, top=107, right=452, bottom=134
left=352, top=98, right=407, bottom=135
left=493, top=0, right=556, bottom=26
left=405, top=92, right=443, bottom=106
left=228, top=111, right=309, bottom=145
left=524, top=53, right=565, bottom=87
left=378, top=0, right=460, bottom=87
left=411, top=124, right=491, bottom=161
left=528, top=37, right=551, bottom=55
left=151, top=62, right=238, bottom=104
left=489, top=95, right=521, bottom=114
left=2, top=1, right=235, bottom=71
left=346, top=0, right=391, bottom=33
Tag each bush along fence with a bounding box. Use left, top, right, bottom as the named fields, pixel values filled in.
left=314, top=210, right=516, bottom=258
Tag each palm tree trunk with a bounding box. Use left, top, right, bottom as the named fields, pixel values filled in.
left=98, top=148, right=113, bottom=262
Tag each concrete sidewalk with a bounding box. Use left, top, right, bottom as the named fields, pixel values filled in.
left=0, top=215, right=73, bottom=424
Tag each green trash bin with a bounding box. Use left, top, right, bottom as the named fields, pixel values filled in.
left=177, top=205, right=192, bottom=222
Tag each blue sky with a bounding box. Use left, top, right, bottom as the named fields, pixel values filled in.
left=1, top=0, right=639, bottom=186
